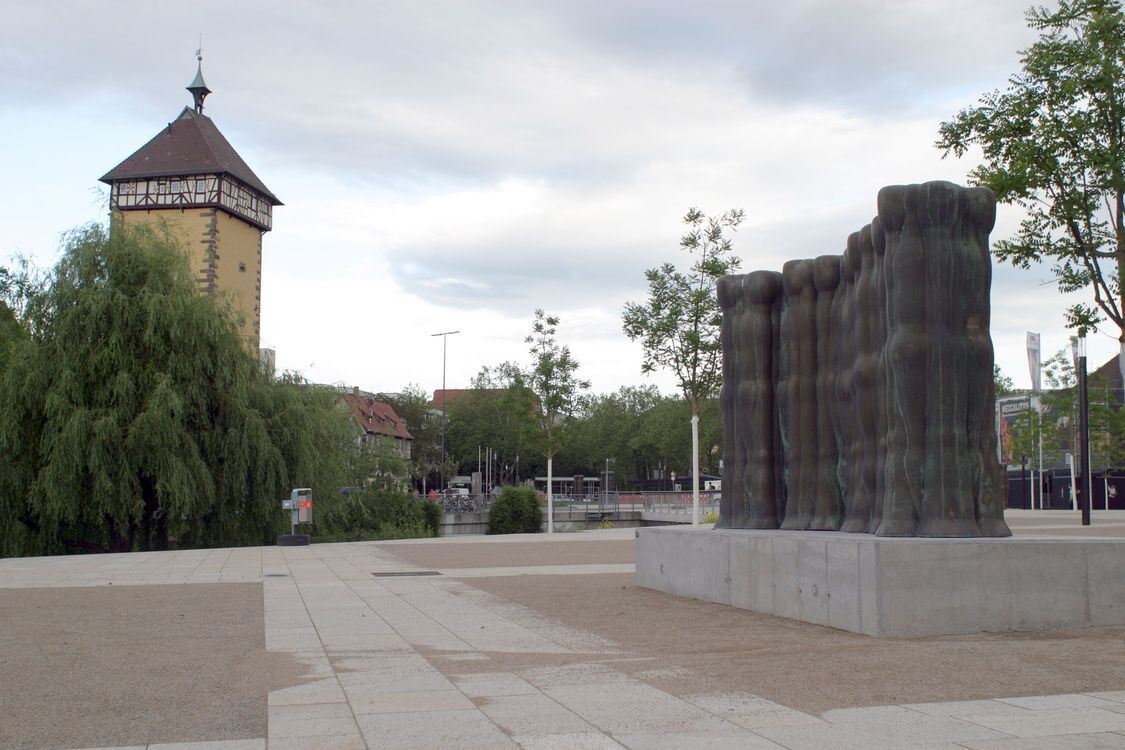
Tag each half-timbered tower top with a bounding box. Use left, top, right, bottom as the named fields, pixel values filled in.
left=99, top=61, right=281, bottom=231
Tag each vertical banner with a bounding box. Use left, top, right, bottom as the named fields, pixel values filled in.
left=1026, top=331, right=1041, bottom=393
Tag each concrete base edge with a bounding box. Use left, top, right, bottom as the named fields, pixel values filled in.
left=277, top=533, right=310, bottom=547
left=634, top=526, right=1125, bottom=637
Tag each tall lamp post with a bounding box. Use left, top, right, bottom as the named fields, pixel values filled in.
left=432, top=330, right=460, bottom=491
left=1026, top=331, right=1042, bottom=509
left=1075, top=329, right=1092, bottom=526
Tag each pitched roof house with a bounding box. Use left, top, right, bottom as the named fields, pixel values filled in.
left=342, top=389, right=413, bottom=458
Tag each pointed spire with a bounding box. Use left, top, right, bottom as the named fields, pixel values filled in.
left=186, top=46, right=211, bottom=114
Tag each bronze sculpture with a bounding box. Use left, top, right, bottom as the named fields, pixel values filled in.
left=718, top=181, right=1011, bottom=537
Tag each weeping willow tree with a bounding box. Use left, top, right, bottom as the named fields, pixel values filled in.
left=0, top=224, right=351, bottom=556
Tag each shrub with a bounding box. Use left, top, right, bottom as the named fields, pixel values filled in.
left=703, top=511, right=720, bottom=524
left=419, top=498, right=442, bottom=536
left=313, top=486, right=438, bottom=542
left=488, top=486, right=543, bottom=534
left=600, top=520, right=615, bottom=529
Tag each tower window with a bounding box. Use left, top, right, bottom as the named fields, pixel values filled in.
left=239, top=262, right=247, bottom=273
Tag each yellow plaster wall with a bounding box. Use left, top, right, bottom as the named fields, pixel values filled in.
left=114, top=207, right=264, bottom=350
left=213, top=211, right=263, bottom=349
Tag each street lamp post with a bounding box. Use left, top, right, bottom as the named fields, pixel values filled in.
left=1076, top=329, right=1092, bottom=526
left=432, top=330, right=460, bottom=491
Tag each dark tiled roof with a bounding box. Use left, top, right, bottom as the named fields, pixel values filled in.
left=430, top=389, right=482, bottom=409
left=100, top=107, right=281, bottom=205
left=343, top=394, right=414, bottom=441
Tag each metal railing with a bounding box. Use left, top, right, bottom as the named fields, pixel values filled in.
left=634, top=490, right=720, bottom=515
left=423, top=490, right=720, bottom=516
left=426, top=494, right=492, bottom=513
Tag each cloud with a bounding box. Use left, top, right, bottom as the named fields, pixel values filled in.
left=5, top=0, right=1108, bottom=397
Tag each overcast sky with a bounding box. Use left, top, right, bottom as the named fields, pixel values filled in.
left=1, top=0, right=1118, bottom=396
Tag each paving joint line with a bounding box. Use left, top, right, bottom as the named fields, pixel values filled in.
left=277, top=546, right=373, bottom=750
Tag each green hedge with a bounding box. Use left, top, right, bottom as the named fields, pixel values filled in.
left=488, top=486, right=543, bottom=535
left=312, top=487, right=440, bottom=542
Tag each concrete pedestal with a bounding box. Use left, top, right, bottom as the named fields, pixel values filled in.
left=277, top=533, right=310, bottom=546
left=635, top=526, right=1125, bottom=637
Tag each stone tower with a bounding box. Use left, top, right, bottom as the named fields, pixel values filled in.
left=100, top=54, right=281, bottom=351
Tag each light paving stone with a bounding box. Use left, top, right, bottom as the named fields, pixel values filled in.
left=821, top=704, right=924, bottom=723
left=903, top=700, right=1038, bottom=718
left=513, top=733, right=628, bottom=749
left=963, top=708, right=1125, bottom=738
left=999, top=695, right=1125, bottom=711
left=541, top=683, right=725, bottom=735
left=437, top=563, right=635, bottom=577
left=356, top=708, right=518, bottom=749
left=519, top=663, right=637, bottom=689
left=286, top=652, right=335, bottom=680
left=268, top=713, right=361, bottom=738
left=268, top=678, right=348, bottom=706
left=478, top=693, right=599, bottom=735
left=439, top=583, right=620, bottom=654
left=687, top=691, right=826, bottom=729
left=263, top=609, right=315, bottom=629
left=452, top=672, right=540, bottom=698
left=264, top=627, right=322, bottom=651
left=331, top=652, right=434, bottom=675
left=955, top=733, right=1125, bottom=749
left=268, top=702, right=355, bottom=722
left=754, top=710, right=1010, bottom=750
left=348, top=688, right=476, bottom=715
left=267, top=734, right=366, bottom=750
left=319, top=632, right=412, bottom=652
left=339, top=669, right=454, bottom=694
left=396, top=586, right=573, bottom=654
left=149, top=741, right=266, bottom=750
left=437, top=651, right=491, bottom=661
left=615, top=728, right=789, bottom=750
left=1087, top=692, right=1125, bottom=704
left=353, top=589, right=475, bottom=651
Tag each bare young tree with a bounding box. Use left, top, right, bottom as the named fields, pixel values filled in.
left=622, top=207, right=744, bottom=524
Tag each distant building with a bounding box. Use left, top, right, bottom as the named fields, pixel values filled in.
left=259, top=347, right=276, bottom=380
left=998, top=354, right=1123, bottom=470
left=431, top=389, right=497, bottom=411
left=1091, top=354, right=1124, bottom=409
left=342, top=388, right=413, bottom=458
left=99, top=53, right=281, bottom=352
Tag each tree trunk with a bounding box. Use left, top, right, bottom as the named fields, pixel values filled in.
left=1118, top=334, right=1123, bottom=397
left=691, top=412, right=700, bottom=526
left=688, top=398, right=697, bottom=528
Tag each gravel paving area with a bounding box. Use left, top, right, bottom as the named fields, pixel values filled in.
left=0, top=583, right=303, bottom=750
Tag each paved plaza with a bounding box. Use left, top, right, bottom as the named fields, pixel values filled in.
left=0, top=511, right=1123, bottom=749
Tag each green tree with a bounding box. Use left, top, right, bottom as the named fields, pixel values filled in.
left=994, top=364, right=1017, bottom=397
left=1007, top=348, right=1125, bottom=487
left=526, top=309, right=589, bottom=532
left=622, top=207, right=743, bottom=522
left=0, top=259, right=39, bottom=373
left=936, top=0, right=1125, bottom=386
left=0, top=224, right=350, bottom=556
left=487, top=485, right=542, bottom=535
left=558, top=385, right=662, bottom=483
left=379, top=383, right=443, bottom=491
left=446, top=363, right=540, bottom=487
